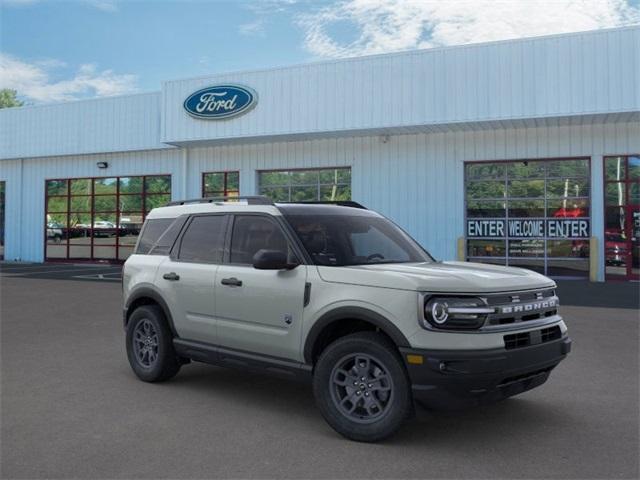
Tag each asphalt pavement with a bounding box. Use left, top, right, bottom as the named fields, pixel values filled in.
left=1, top=272, right=638, bottom=479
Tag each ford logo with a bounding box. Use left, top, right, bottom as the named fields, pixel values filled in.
left=183, top=84, right=257, bottom=120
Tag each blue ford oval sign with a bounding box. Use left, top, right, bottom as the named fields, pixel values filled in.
left=183, top=84, right=257, bottom=120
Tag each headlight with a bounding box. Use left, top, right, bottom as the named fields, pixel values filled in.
left=422, top=297, right=494, bottom=330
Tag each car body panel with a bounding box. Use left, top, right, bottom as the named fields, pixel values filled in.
left=124, top=202, right=567, bottom=368
left=155, top=257, right=218, bottom=345
left=316, top=261, right=555, bottom=293
left=214, top=263, right=308, bottom=360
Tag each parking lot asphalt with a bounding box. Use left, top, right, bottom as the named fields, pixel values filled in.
left=1, top=271, right=638, bottom=479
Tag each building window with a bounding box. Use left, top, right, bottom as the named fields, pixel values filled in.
left=45, top=175, right=171, bottom=262
left=258, top=167, right=351, bottom=202
left=0, top=181, right=5, bottom=260
left=604, top=155, right=639, bottom=280
left=203, top=171, right=239, bottom=198
left=465, top=159, right=591, bottom=278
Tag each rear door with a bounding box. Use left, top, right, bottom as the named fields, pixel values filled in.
left=214, top=214, right=307, bottom=361
left=157, top=214, right=228, bottom=344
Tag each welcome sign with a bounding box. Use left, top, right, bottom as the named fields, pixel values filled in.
left=467, top=219, right=590, bottom=238
left=184, top=84, right=257, bottom=119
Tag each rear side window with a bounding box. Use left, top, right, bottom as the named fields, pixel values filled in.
left=148, top=216, right=188, bottom=255
left=178, top=215, right=227, bottom=263
left=136, top=218, right=174, bottom=254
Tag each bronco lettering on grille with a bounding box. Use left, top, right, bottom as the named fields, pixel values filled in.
left=500, top=298, right=557, bottom=314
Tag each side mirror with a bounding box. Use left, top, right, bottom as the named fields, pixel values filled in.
left=252, top=249, right=298, bottom=270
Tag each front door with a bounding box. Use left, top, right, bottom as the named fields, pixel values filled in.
left=215, top=214, right=307, bottom=361
left=604, top=156, right=639, bottom=280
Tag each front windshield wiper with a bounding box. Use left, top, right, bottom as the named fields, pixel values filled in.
left=347, top=260, right=425, bottom=266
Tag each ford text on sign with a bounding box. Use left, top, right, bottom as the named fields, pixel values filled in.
left=467, top=219, right=590, bottom=238
left=184, top=85, right=257, bottom=119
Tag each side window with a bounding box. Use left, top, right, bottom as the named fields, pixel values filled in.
left=177, top=215, right=227, bottom=263
left=230, top=216, right=289, bottom=264
left=136, top=218, right=174, bottom=254
left=149, top=216, right=187, bottom=255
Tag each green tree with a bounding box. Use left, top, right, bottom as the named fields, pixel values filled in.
left=0, top=89, right=24, bottom=109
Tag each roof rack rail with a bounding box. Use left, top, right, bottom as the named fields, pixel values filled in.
left=167, top=195, right=274, bottom=206
left=279, top=200, right=367, bottom=209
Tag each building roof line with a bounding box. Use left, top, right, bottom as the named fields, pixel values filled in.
left=161, top=25, right=640, bottom=85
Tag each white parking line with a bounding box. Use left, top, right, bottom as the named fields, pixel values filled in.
left=72, top=273, right=122, bottom=281
left=0, top=266, right=121, bottom=276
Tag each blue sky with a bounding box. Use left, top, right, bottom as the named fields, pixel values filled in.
left=1, top=0, right=639, bottom=104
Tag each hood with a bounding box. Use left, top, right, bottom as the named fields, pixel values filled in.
left=316, top=261, right=555, bottom=293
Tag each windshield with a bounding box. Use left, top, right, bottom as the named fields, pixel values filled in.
left=284, top=212, right=433, bottom=266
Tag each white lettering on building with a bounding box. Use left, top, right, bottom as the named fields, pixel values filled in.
left=467, top=220, right=504, bottom=237
left=195, top=92, right=238, bottom=113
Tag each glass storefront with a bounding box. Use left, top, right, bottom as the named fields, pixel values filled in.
left=258, top=167, right=351, bottom=202
left=465, top=158, right=591, bottom=278
left=45, top=175, right=171, bottom=262
left=604, top=155, right=639, bottom=280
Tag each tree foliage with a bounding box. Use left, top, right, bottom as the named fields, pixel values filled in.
left=0, top=89, right=24, bottom=109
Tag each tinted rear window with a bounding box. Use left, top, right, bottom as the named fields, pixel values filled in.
left=136, top=218, right=174, bottom=254
left=177, top=215, right=227, bottom=263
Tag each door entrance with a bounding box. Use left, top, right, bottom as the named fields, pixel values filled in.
left=45, top=175, right=171, bottom=262
left=604, top=156, right=639, bottom=280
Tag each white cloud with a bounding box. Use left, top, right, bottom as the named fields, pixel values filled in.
left=83, top=0, right=118, bottom=12
left=239, top=18, right=266, bottom=36
left=297, top=0, right=640, bottom=58
left=0, top=53, right=138, bottom=103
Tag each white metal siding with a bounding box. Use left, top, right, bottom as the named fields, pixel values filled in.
left=162, top=27, right=640, bottom=145
left=183, top=121, right=637, bottom=280
left=0, top=149, right=183, bottom=262
left=1, top=124, right=637, bottom=282
left=0, top=92, right=168, bottom=160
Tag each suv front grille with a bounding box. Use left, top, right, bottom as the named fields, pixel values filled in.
left=504, top=326, right=562, bottom=350
left=484, top=289, right=558, bottom=327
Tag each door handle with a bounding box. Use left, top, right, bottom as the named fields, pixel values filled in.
left=163, top=272, right=180, bottom=281
left=221, top=277, right=243, bottom=287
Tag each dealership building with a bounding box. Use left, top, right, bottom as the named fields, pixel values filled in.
left=0, top=26, right=638, bottom=281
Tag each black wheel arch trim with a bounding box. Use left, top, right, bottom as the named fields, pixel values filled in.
left=303, top=306, right=411, bottom=364
left=124, top=287, right=179, bottom=337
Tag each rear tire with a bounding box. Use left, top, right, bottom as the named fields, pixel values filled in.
left=126, top=305, right=180, bottom=382
left=313, top=332, right=412, bottom=442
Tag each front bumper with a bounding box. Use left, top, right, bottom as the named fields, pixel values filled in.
left=399, top=334, right=571, bottom=409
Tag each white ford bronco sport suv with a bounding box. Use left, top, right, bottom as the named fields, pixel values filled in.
left=123, top=196, right=571, bottom=442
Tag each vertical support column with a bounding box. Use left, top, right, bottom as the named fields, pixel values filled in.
left=18, top=158, right=24, bottom=262
left=179, top=148, right=188, bottom=201
left=591, top=155, right=605, bottom=282
left=457, top=237, right=465, bottom=261
left=240, top=169, right=257, bottom=196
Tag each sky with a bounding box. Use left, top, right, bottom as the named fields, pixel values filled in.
left=1, top=0, right=639, bottom=104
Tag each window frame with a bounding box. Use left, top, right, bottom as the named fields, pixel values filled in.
left=44, top=174, right=172, bottom=263
left=463, top=157, right=592, bottom=278
left=202, top=171, right=240, bottom=198
left=257, top=166, right=351, bottom=202
left=171, top=213, right=230, bottom=265
left=602, top=154, right=640, bottom=280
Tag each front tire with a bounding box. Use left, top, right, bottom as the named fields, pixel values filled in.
left=126, top=305, right=180, bottom=382
left=313, top=332, right=412, bottom=442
